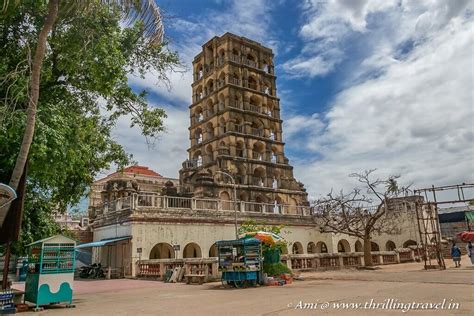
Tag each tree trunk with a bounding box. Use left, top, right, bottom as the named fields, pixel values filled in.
left=363, top=236, right=373, bottom=266
left=0, top=0, right=59, bottom=227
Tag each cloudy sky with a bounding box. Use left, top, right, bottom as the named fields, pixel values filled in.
left=115, top=0, right=473, bottom=200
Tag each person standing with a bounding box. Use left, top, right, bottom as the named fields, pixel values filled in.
left=466, top=241, right=474, bottom=265
left=451, top=243, right=462, bottom=268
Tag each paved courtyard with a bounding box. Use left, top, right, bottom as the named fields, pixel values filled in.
left=14, top=257, right=474, bottom=315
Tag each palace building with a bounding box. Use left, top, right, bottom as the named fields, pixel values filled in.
left=87, top=33, right=424, bottom=278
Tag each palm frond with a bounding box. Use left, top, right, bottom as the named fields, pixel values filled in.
left=105, top=0, right=164, bottom=44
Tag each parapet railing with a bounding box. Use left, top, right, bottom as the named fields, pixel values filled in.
left=136, top=249, right=416, bottom=279
left=94, top=193, right=313, bottom=218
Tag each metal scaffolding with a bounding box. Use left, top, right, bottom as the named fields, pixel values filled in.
left=413, top=183, right=474, bottom=270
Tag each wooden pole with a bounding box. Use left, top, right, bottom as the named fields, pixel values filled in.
left=1, top=242, right=11, bottom=290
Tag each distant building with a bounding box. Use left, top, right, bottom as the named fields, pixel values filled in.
left=53, top=212, right=89, bottom=230
left=438, top=205, right=473, bottom=238
left=88, top=165, right=179, bottom=222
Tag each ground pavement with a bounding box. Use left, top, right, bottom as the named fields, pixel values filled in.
left=13, top=256, right=474, bottom=315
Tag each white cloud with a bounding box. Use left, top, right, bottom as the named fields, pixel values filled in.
left=289, top=12, right=474, bottom=199
left=113, top=0, right=281, bottom=178
left=283, top=0, right=473, bottom=79
left=110, top=104, right=189, bottom=179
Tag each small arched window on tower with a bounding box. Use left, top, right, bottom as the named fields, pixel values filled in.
left=248, top=76, right=257, bottom=90
left=236, top=141, right=245, bottom=158
left=193, top=151, right=203, bottom=167
left=196, top=64, right=203, bottom=80
left=194, top=106, right=203, bottom=124
left=206, top=122, right=214, bottom=139
left=271, top=147, right=278, bottom=163
left=195, top=128, right=202, bottom=145
left=195, top=86, right=203, bottom=102
left=231, top=48, right=239, bottom=62
left=219, top=117, right=226, bottom=134
left=262, top=82, right=271, bottom=95
left=272, top=176, right=278, bottom=189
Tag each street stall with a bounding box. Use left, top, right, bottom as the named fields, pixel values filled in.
left=217, top=238, right=262, bottom=288
left=24, top=235, right=75, bottom=311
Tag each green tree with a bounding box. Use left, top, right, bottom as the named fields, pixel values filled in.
left=0, top=0, right=174, bottom=227
left=0, top=1, right=180, bottom=251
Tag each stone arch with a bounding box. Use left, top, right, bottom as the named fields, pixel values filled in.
left=206, top=121, right=214, bottom=139
left=316, top=241, right=328, bottom=253
left=231, top=48, right=239, bottom=57
left=252, top=141, right=265, bottom=160
left=246, top=52, right=257, bottom=62
left=195, top=85, right=203, bottom=101
left=273, top=195, right=283, bottom=214
left=253, top=166, right=265, bottom=187
left=249, top=95, right=261, bottom=113
left=205, top=144, right=213, bottom=163
left=194, top=128, right=203, bottom=144
left=355, top=240, right=363, bottom=252
left=192, top=150, right=202, bottom=167
left=220, top=191, right=232, bottom=210
left=248, top=75, right=258, bottom=90
left=218, top=93, right=225, bottom=110
left=205, top=78, right=214, bottom=94
left=337, top=239, right=351, bottom=253
left=194, top=106, right=203, bottom=123
left=149, top=242, right=175, bottom=259
left=288, top=198, right=298, bottom=215
left=196, top=64, right=203, bottom=80
left=219, top=117, right=226, bottom=134
left=307, top=242, right=316, bottom=254
left=271, top=146, right=279, bottom=162
left=239, top=191, right=249, bottom=202
left=218, top=72, right=225, bottom=86
left=266, top=99, right=275, bottom=116
left=262, top=59, right=272, bottom=73
left=206, top=98, right=215, bottom=116
left=231, top=71, right=240, bottom=85
left=236, top=140, right=245, bottom=158
left=183, top=242, right=202, bottom=258
left=385, top=240, right=396, bottom=251
left=262, top=80, right=271, bottom=95
left=371, top=241, right=380, bottom=252
left=250, top=120, right=264, bottom=137
left=292, top=242, right=304, bottom=254
left=403, top=240, right=417, bottom=248
left=209, top=243, right=218, bottom=257
left=236, top=164, right=246, bottom=184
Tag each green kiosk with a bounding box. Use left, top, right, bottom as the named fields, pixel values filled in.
left=24, top=235, right=76, bottom=311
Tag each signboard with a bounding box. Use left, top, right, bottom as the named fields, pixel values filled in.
left=173, top=245, right=180, bottom=251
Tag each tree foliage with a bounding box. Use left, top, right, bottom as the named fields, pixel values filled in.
left=0, top=1, right=181, bottom=252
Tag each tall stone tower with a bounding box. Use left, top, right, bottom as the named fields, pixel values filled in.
left=179, top=33, right=308, bottom=214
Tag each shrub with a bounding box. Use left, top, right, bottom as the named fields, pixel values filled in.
left=263, top=262, right=292, bottom=277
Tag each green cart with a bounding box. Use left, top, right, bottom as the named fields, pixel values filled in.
left=217, top=238, right=262, bottom=288
left=24, top=235, right=76, bottom=311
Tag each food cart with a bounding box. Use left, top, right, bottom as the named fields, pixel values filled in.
left=217, top=238, right=262, bottom=288
left=24, top=235, right=76, bottom=311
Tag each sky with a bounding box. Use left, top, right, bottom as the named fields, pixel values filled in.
left=107, top=0, right=473, bottom=202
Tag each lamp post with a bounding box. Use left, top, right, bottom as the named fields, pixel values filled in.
left=214, top=171, right=238, bottom=239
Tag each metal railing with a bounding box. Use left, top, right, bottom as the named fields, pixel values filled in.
left=94, top=193, right=313, bottom=217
